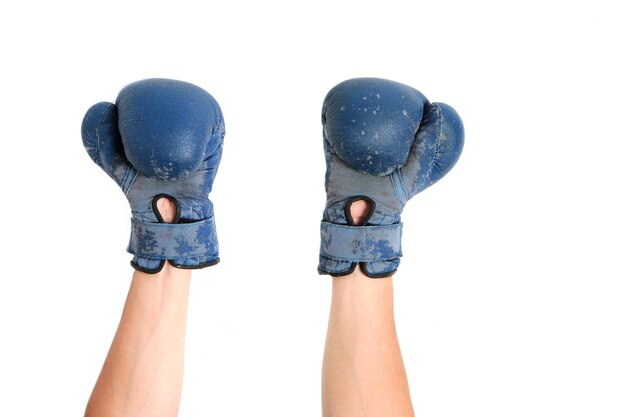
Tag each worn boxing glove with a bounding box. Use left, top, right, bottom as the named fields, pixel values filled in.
left=81, top=78, right=224, bottom=273
left=319, top=78, right=464, bottom=277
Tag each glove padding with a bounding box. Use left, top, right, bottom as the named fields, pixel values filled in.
left=82, top=78, right=224, bottom=273
left=319, top=78, right=464, bottom=277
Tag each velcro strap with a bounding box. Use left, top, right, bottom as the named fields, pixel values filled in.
left=128, top=217, right=216, bottom=260
left=320, top=222, right=402, bottom=262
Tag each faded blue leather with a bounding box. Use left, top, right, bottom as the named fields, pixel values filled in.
left=319, top=78, right=464, bottom=277
left=320, top=222, right=402, bottom=261
left=128, top=217, right=217, bottom=260
left=81, top=79, right=224, bottom=273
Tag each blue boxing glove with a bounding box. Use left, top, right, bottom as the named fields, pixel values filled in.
left=319, top=78, right=464, bottom=277
left=81, top=79, right=224, bottom=273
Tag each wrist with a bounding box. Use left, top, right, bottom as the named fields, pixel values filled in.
left=132, top=262, right=191, bottom=291
left=330, top=266, right=394, bottom=319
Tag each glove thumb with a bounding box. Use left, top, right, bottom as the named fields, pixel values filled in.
left=400, top=102, right=464, bottom=199
left=82, top=102, right=135, bottom=192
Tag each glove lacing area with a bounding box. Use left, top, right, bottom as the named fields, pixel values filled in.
left=128, top=194, right=219, bottom=273
left=319, top=196, right=403, bottom=278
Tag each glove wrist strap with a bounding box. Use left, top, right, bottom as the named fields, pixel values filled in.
left=319, top=221, right=403, bottom=262
left=128, top=216, right=217, bottom=260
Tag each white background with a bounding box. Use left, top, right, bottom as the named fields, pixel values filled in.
left=1, top=1, right=624, bottom=416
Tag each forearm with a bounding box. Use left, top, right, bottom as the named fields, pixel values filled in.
left=326, top=269, right=396, bottom=354
left=322, top=268, right=413, bottom=417
left=85, top=265, right=191, bottom=417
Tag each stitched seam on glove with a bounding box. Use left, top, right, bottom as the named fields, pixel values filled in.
left=424, top=103, right=444, bottom=181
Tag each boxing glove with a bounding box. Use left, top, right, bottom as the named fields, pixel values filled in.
left=319, top=78, right=464, bottom=277
left=81, top=78, right=224, bottom=273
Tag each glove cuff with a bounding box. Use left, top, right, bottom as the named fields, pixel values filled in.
left=127, top=216, right=219, bottom=273
left=318, top=221, right=402, bottom=278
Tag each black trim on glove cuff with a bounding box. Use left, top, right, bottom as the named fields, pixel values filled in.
left=130, top=259, right=166, bottom=274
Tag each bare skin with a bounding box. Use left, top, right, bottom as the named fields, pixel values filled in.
left=84, top=197, right=413, bottom=416
left=85, top=197, right=190, bottom=417
left=322, top=199, right=414, bottom=417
